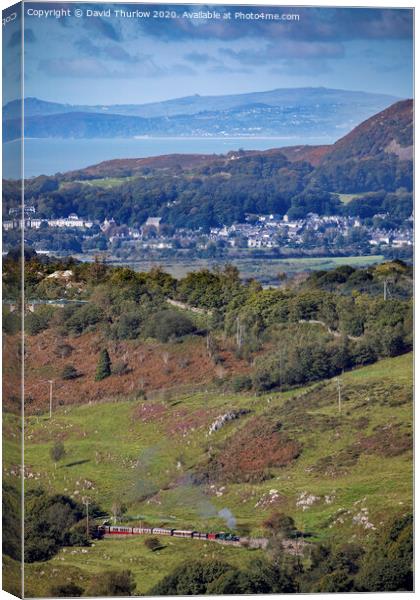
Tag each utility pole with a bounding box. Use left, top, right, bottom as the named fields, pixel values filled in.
left=383, top=279, right=392, bottom=301
left=47, top=380, right=53, bottom=418
left=236, top=317, right=245, bottom=349
left=83, top=498, right=90, bottom=538
left=336, top=378, right=342, bottom=415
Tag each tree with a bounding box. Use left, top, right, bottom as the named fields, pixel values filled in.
left=263, top=512, right=296, bottom=537
left=111, top=500, right=127, bottom=524
left=300, top=542, right=363, bottom=593
left=88, top=570, right=136, bottom=596
left=24, top=489, right=87, bottom=562
left=149, top=560, right=232, bottom=595
left=356, top=514, right=413, bottom=592
left=95, top=349, right=111, bottom=381
left=144, top=310, right=196, bottom=342
left=2, top=482, right=21, bottom=561
left=50, top=441, right=65, bottom=468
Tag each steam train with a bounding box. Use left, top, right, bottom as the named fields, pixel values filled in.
left=98, top=525, right=240, bottom=542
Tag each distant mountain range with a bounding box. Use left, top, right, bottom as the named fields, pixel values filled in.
left=3, top=99, right=411, bottom=235
left=3, top=87, right=401, bottom=142
left=62, top=99, right=413, bottom=188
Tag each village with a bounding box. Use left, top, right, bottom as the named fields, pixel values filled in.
left=3, top=206, right=413, bottom=258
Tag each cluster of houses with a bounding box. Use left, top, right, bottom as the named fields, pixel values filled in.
left=2, top=207, right=413, bottom=252
left=3, top=207, right=94, bottom=231
left=207, top=213, right=413, bottom=250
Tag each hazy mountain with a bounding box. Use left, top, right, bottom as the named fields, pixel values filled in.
left=3, top=88, right=400, bottom=142
left=311, top=99, right=413, bottom=192
left=320, top=99, right=413, bottom=163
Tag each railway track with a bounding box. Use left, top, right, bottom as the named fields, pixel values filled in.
left=99, top=525, right=268, bottom=549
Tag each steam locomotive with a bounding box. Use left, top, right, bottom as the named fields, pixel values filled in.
left=98, top=525, right=240, bottom=542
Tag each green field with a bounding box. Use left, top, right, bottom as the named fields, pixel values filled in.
left=336, top=193, right=368, bottom=204
left=106, top=255, right=385, bottom=282
left=18, top=351, right=412, bottom=594
left=59, top=177, right=137, bottom=191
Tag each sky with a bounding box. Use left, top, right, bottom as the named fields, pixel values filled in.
left=3, top=3, right=414, bottom=105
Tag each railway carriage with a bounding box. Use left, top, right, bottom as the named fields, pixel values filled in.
left=152, top=527, right=173, bottom=536
left=108, top=526, right=133, bottom=534
left=132, top=527, right=152, bottom=535
left=98, top=525, right=240, bottom=543
left=172, top=529, right=194, bottom=538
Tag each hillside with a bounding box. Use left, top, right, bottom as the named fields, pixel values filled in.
left=17, top=353, right=412, bottom=594
left=311, top=100, right=413, bottom=193
left=2, top=255, right=413, bottom=595
left=321, top=100, right=413, bottom=163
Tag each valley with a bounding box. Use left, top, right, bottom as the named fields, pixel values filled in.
left=2, top=251, right=414, bottom=595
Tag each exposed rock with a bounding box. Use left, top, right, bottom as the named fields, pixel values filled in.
left=296, top=491, right=321, bottom=510
left=208, top=409, right=249, bottom=435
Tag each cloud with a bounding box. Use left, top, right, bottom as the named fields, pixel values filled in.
left=83, top=14, right=122, bottom=41
left=75, top=37, right=139, bottom=63
left=38, top=56, right=195, bottom=79
left=270, top=59, right=333, bottom=77
left=183, top=50, right=249, bottom=74
left=9, top=28, right=36, bottom=48
left=221, top=40, right=344, bottom=67
left=137, top=6, right=412, bottom=43
left=184, top=51, right=217, bottom=64
left=208, top=64, right=251, bottom=75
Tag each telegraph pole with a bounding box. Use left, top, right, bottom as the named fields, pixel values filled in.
left=336, top=378, right=342, bottom=415
left=236, top=317, right=245, bottom=349
left=383, top=279, right=392, bottom=301
left=84, top=497, right=90, bottom=538
left=47, top=380, right=53, bottom=418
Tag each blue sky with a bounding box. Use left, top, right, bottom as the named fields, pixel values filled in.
left=8, top=3, right=414, bottom=104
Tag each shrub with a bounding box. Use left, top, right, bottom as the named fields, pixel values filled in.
left=352, top=340, right=377, bottom=366
left=145, top=310, right=196, bottom=342
left=50, top=441, right=65, bottom=465
left=112, top=312, right=143, bottom=340
left=263, top=512, right=296, bottom=537
left=3, top=310, right=20, bottom=335
left=112, top=360, right=131, bottom=376
left=54, top=343, right=74, bottom=358
left=149, top=560, right=233, bottom=595
left=65, top=304, right=104, bottom=335
left=25, top=305, right=56, bottom=335
left=88, top=570, right=136, bottom=596
left=232, top=375, right=253, bottom=392
left=50, top=583, right=84, bottom=597
left=95, top=349, right=111, bottom=381
left=144, top=537, right=162, bottom=551
left=61, top=364, right=79, bottom=380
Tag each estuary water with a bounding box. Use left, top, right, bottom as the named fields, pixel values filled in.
left=3, top=135, right=333, bottom=179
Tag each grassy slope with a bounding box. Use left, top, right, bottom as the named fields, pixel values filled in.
left=23, top=538, right=264, bottom=597
left=20, top=352, right=412, bottom=595
left=336, top=192, right=368, bottom=204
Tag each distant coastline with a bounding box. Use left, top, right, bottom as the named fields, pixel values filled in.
left=5, top=135, right=334, bottom=179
